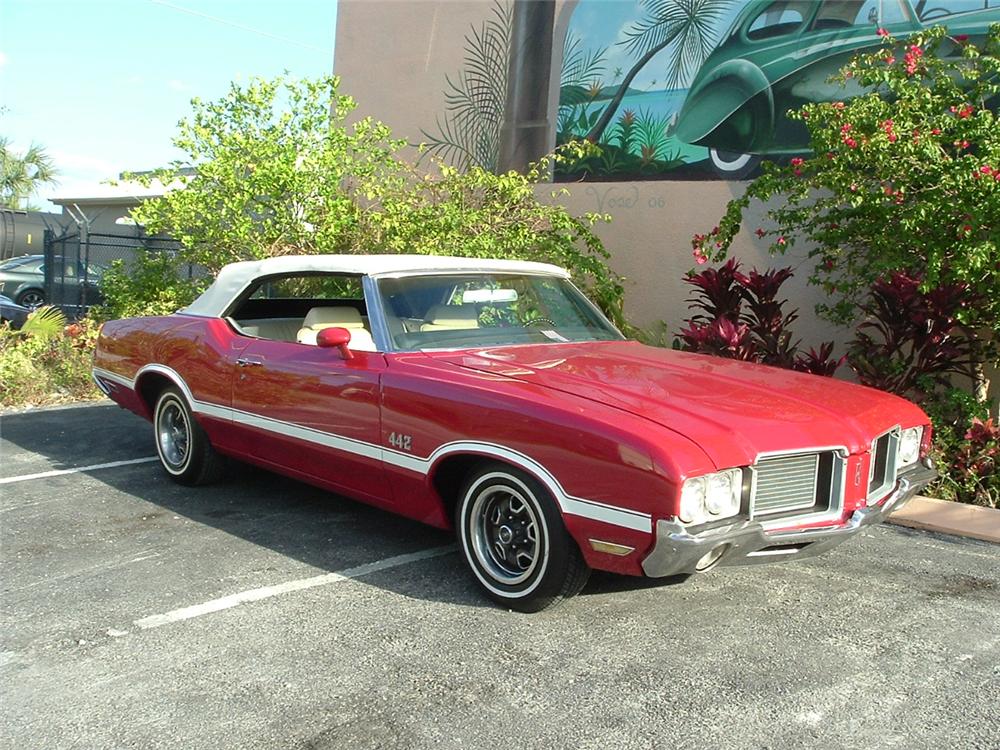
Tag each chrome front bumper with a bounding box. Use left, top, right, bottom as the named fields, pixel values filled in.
left=641, top=462, right=937, bottom=578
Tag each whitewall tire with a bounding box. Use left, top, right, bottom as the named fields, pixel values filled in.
left=456, top=463, right=590, bottom=612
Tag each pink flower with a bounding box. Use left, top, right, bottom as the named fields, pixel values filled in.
left=877, top=27, right=890, bottom=38
left=755, top=228, right=766, bottom=238
left=954, top=34, right=969, bottom=43
left=693, top=250, right=708, bottom=265
left=844, top=137, right=858, bottom=148
left=776, top=236, right=787, bottom=246
left=885, top=56, right=896, bottom=65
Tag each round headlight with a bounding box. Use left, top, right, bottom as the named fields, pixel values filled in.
left=705, top=469, right=741, bottom=517
left=679, top=476, right=707, bottom=523
left=898, top=427, right=922, bottom=467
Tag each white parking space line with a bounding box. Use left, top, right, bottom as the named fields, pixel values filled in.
left=0, top=457, right=158, bottom=485
left=133, top=545, right=456, bottom=630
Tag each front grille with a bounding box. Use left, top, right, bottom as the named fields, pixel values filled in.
left=868, top=429, right=900, bottom=501
left=752, top=452, right=821, bottom=516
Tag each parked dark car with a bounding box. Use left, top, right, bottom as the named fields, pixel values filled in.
left=0, top=254, right=105, bottom=310
left=675, top=0, right=1000, bottom=177
left=0, top=294, right=30, bottom=329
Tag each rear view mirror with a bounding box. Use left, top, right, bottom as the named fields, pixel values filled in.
left=316, top=326, right=354, bottom=360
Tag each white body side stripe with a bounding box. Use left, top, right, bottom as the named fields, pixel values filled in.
left=93, top=365, right=654, bottom=533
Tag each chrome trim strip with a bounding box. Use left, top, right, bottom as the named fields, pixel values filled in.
left=92, top=366, right=135, bottom=390
left=867, top=426, right=901, bottom=503
left=93, top=364, right=652, bottom=533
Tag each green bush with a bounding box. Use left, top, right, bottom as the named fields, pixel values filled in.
left=126, top=75, right=626, bottom=327
left=0, top=308, right=100, bottom=408
left=91, top=250, right=204, bottom=321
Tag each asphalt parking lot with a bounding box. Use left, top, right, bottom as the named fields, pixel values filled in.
left=2, top=403, right=998, bottom=749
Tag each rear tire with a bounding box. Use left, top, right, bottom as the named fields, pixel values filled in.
left=153, top=387, right=226, bottom=486
left=456, top=463, right=590, bottom=612
left=16, top=289, right=45, bottom=310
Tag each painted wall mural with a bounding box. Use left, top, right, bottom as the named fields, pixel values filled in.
left=556, top=0, right=1000, bottom=181
left=422, top=3, right=512, bottom=172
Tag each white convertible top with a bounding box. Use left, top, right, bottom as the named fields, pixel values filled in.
left=182, top=254, right=570, bottom=317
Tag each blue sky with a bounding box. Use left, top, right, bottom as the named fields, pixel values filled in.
left=1, top=0, right=338, bottom=211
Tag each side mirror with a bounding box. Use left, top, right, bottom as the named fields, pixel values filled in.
left=316, top=326, right=354, bottom=360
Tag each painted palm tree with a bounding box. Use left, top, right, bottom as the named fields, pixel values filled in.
left=585, top=0, right=733, bottom=144
left=0, top=137, right=57, bottom=210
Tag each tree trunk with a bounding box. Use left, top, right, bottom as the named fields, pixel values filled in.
left=585, top=38, right=675, bottom=144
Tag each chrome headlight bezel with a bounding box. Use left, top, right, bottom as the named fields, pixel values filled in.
left=898, top=426, right=923, bottom=468
left=678, top=468, right=743, bottom=525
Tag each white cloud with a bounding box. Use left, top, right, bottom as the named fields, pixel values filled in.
left=167, top=79, right=190, bottom=92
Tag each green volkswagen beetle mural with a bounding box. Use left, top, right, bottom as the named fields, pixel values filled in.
left=556, top=0, right=1000, bottom=181
left=676, top=0, right=1000, bottom=177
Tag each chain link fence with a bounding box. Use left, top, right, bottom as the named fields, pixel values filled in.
left=43, top=230, right=187, bottom=316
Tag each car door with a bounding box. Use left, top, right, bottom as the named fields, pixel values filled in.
left=225, top=272, right=390, bottom=503
left=231, top=338, right=389, bottom=503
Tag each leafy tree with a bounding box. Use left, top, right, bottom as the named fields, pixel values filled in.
left=363, top=145, right=624, bottom=326
left=127, top=75, right=626, bottom=326
left=693, top=25, right=1000, bottom=380
left=0, top=137, right=57, bottom=210
left=127, top=75, right=404, bottom=272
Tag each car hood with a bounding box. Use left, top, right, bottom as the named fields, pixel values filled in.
left=431, top=341, right=926, bottom=470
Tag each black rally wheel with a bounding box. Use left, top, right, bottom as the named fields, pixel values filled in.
left=153, top=387, right=226, bottom=486
left=456, top=463, right=590, bottom=612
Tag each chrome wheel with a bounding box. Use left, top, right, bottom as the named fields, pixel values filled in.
left=469, top=482, right=541, bottom=586
left=17, top=290, right=44, bottom=310
left=157, top=399, right=190, bottom=471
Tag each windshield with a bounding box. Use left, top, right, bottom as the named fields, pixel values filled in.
left=377, top=273, right=623, bottom=351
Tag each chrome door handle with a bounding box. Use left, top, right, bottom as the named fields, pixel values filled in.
left=236, top=357, right=263, bottom=367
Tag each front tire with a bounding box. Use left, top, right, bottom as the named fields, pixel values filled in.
left=456, top=463, right=590, bottom=612
left=153, top=387, right=225, bottom=485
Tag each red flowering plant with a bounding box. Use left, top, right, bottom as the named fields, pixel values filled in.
left=847, top=271, right=983, bottom=399
left=691, top=25, right=1000, bottom=392
left=677, top=259, right=843, bottom=376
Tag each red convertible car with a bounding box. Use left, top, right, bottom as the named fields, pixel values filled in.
left=93, top=255, right=935, bottom=611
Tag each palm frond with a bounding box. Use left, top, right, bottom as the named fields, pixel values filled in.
left=421, top=1, right=512, bottom=172
left=620, top=0, right=734, bottom=90
left=20, top=306, right=67, bottom=341
left=561, top=32, right=608, bottom=90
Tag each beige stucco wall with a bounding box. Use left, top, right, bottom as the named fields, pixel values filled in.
left=333, top=0, right=844, bottom=349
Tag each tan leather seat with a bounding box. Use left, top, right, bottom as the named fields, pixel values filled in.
left=420, top=304, right=480, bottom=331
left=296, top=306, right=377, bottom=351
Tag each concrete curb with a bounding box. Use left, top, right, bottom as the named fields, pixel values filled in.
left=889, top=495, right=1000, bottom=544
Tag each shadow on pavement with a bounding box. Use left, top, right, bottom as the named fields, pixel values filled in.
left=1, top=403, right=687, bottom=610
